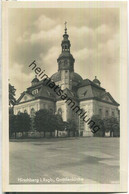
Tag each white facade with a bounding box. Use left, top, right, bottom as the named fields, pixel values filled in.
left=14, top=99, right=55, bottom=116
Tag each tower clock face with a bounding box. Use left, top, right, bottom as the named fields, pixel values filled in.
left=58, top=59, right=73, bottom=70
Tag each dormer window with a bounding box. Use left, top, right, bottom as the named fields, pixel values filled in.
left=32, top=89, right=38, bottom=95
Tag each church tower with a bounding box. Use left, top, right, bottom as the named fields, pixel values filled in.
left=51, top=22, right=82, bottom=89
left=57, top=22, right=75, bottom=90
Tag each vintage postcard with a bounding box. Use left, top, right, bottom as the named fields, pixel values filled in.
left=2, top=1, right=128, bottom=192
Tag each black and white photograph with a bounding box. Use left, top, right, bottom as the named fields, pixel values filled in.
left=2, top=1, right=128, bottom=192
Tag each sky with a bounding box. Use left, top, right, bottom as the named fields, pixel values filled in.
left=9, top=8, right=120, bottom=103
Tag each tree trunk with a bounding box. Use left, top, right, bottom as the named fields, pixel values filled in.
left=50, top=131, right=52, bottom=137
left=102, top=130, right=105, bottom=137
left=25, top=132, right=28, bottom=138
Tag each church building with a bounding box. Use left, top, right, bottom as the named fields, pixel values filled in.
left=14, top=24, right=119, bottom=136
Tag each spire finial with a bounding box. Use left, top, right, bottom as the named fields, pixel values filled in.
left=64, top=21, right=67, bottom=34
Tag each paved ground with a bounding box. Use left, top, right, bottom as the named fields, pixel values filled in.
left=9, top=137, right=120, bottom=184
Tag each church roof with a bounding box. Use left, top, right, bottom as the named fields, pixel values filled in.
left=78, top=79, right=105, bottom=90
left=35, top=85, right=56, bottom=101
left=76, top=79, right=119, bottom=106
left=72, top=72, right=83, bottom=82
left=51, top=72, right=61, bottom=82
left=58, top=52, right=74, bottom=60
left=16, top=84, right=56, bottom=104
left=50, top=71, right=83, bottom=83
left=56, top=87, right=78, bottom=101
left=16, top=91, right=34, bottom=104
left=100, top=92, right=119, bottom=106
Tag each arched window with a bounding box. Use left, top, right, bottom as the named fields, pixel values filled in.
left=30, top=108, right=35, bottom=117
left=24, top=109, right=27, bottom=114
left=58, top=108, right=62, bottom=116
left=17, top=111, right=21, bottom=115
left=63, top=45, right=65, bottom=51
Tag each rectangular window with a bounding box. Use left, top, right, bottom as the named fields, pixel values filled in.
left=112, top=111, right=115, bottom=117
left=105, top=110, right=109, bottom=117
left=99, top=109, right=102, bottom=115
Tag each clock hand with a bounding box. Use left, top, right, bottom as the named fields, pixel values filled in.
left=83, top=90, right=87, bottom=96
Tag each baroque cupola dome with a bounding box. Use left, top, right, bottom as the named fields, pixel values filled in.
left=31, top=75, right=39, bottom=86
left=93, top=76, right=101, bottom=86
